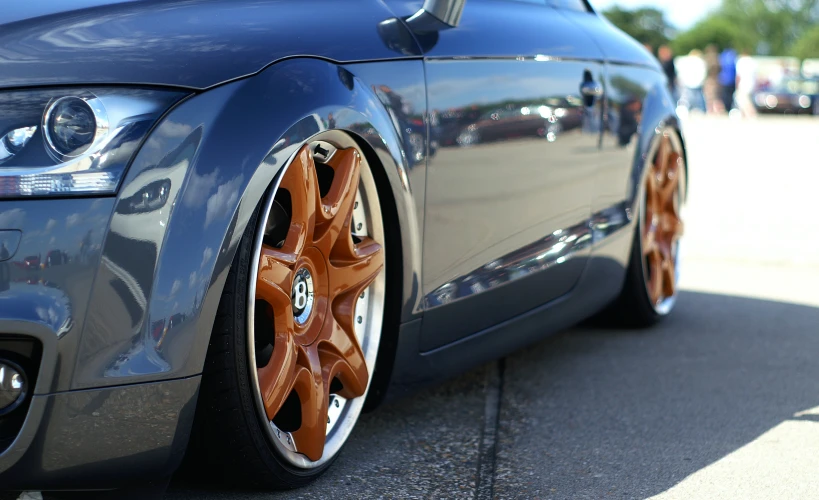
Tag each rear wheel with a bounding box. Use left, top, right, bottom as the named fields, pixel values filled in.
left=606, top=130, right=686, bottom=327
left=190, top=131, right=386, bottom=488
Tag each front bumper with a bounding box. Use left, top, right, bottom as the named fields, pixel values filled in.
left=0, top=376, right=199, bottom=490
left=0, top=84, right=235, bottom=489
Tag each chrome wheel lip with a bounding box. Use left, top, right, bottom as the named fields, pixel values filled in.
left=639, top=130, right=686, bottom=316
left=246, top=131, right=385, bottom=469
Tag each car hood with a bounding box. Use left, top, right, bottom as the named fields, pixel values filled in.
left=0, top=0, right=408, bottom=90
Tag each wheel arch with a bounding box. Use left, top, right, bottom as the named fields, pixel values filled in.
left=74, top=58, right=423, bottom=392
left=629, top=82, right=687, bottom=221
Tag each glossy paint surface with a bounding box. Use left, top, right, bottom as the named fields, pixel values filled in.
left=0, top=231, right=21, bottom=262
left=0, top=0, right=419, bottom=90
left=2, top=376, right=199, bottom=489
left=420, top=0, right=606, bottom=349
left=71, top=58, right=426, bottom=389
left=0, top=198, right=113, bottom=393
left=0, top=0, right=686, bottom=489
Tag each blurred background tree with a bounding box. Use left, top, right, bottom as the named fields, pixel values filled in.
left=602, top=6, right=675, bottom=50
left=792, top=26, right=819, bottom=60
left=603, top=0, right=819, bottom=59
left=670, top=16, right=755, bottom=54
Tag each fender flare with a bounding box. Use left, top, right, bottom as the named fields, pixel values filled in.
left=73, top=58, right=423, bottom=390
left=628, top=81, right=686, bottom=219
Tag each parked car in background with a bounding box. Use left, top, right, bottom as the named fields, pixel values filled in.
left=0, top=0, right=686, bottom=497
left=44, top=251, right=66, bottom=268
left=754, top=77, right=819, bottom=114
left=21, top=256, right=41, bottom=271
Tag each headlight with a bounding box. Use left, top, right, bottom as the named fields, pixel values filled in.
left=765, top=95, right=778, bottom=109
left=0, top=88, right=186, bottom=197
left=798, top=95, right=811, bottom=109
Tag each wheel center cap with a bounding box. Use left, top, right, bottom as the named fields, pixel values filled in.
left=291, top=267, right=314, bottom=325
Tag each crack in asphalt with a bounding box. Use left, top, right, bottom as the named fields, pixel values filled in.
left=475, top=359, right=505, bottom=500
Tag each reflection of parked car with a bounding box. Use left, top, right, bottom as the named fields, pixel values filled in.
left=45, top=250, right=66, bottom=267
left=456, top=98, right=585, bottom=146
left=754, top=78, right=818, bottom=114
left=150, top=319, right=166, bottom=343
left=22, top=255, right=40, bottom=270
left=457, top=106, right=550, bottom=145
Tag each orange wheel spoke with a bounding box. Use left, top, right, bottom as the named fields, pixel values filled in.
left=314, top=149, right=362, bottom=255
left=661, top=213, right=684, bottom=240
left=328, top=238, right=384, bottom=299
left=290, top=357, right=327, bottom=461
left=318, top=315, right=369, bottom=395
left=662, top=255, right=676, bottom=299
left=277, top=145, right=319, bottom=260
left=257, top=246, right=294, bottom=315
left=660, top=153, right=681, bottom=202
left=655, top=135, right=670, bottom=179
left=257, top=335, right=299, bottom=419
left=643, top=229, right=657, bottom=257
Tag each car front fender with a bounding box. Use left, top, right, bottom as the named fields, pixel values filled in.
left=69, top=58, right=424, bottom=390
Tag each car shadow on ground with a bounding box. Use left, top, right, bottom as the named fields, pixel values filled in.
left=8, top=290, right=818, bottom=500
left=173, top=290, right=819, bottom=499
left=495, top=290, right=819, bottom=499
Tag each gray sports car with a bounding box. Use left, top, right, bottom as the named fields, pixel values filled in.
left=0, top=0, right=686, bottom=497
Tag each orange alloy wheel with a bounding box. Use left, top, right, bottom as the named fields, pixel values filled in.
left=248, top=134, right=386, bottom=468
left=641, top=131, right=685, bottom=312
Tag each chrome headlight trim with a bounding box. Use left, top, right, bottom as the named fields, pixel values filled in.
left=42, top=94, right=110, bottom=162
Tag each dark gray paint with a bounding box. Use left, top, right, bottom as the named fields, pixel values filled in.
left=0, top=198, right=113, bottom=393
left=0, top=0, right=421, bottom=90
left=419, top=0, right=605, bottom=350
left=0, top=231, right=21, bottom=262
left=1, top=376, right=199, bottom=489
left=73, top=58, right=427, bottom=390
left=0, top=0, right=682, bottom=491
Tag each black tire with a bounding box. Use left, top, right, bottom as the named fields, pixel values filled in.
left=603, top=223, right=664, bottom=328
left=185, top=201, right=335, bottom=489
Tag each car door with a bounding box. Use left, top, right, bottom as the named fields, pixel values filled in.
left=415, top=0, right=606, bottom=350
left=550, top=4, right=668, bottom=236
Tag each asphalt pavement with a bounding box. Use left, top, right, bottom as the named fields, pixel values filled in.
left=13, top=114, right=819, bottom=499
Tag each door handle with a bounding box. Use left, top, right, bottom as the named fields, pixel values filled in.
left=580, top=81, right=603, bottom=97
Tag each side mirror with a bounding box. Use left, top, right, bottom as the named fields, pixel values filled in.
left=421, top=0, right=466, bottom=27
left=406, top=0, right=466, bottom=33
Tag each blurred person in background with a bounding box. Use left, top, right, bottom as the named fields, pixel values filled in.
left=658, top=45, right=677, bottom=98
left=704, top=44, right=724, bottom=114
left=735, top=51, right=757, bottom=118
left=719, top=47, right=738, bottom=112
left=677, top=49, right=707, bottom=112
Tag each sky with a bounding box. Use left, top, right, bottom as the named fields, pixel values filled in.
left=590, top=0, right=720, bottom=30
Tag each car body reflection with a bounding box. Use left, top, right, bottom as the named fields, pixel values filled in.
left=433, top=96, right=588, bottom=148
left=0, top=279, right=72, bottom=336
left=426, top=221, right=592, bottom=308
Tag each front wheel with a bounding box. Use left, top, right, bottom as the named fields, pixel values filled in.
left=189, top=131, right=387, bottom=488
left=605, top=130, right=686, bottom=327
